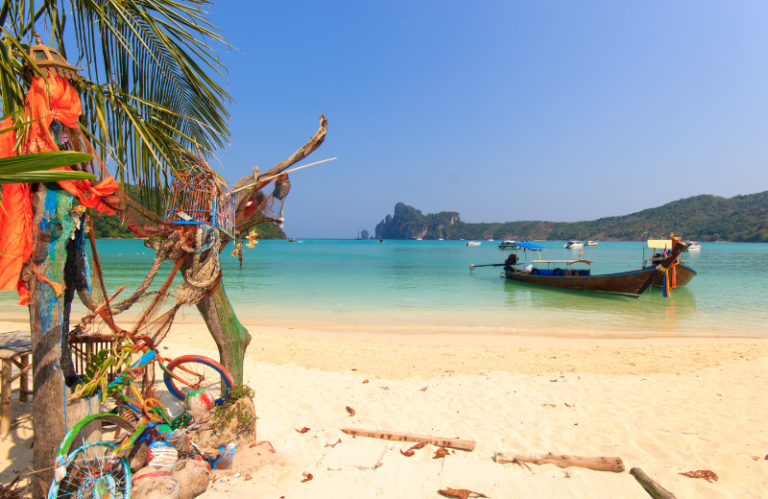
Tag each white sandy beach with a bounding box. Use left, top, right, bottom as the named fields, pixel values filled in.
left=1, top=320, right=767, bottom=498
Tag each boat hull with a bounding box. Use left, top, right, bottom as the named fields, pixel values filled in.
left=503, top=267, right=659, bottom=297
left=652, top=263, right=697, bottom=288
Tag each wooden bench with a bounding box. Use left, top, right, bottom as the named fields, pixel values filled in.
left=0, top=330, right=32, bottom=435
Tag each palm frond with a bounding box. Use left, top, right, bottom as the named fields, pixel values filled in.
left=0, top=0, right=233, bottom=201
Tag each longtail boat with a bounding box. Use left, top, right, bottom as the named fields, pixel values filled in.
left=470, top=238, right=688, bottom=297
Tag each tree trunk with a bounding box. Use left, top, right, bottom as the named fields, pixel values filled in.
left=195, top=283, right=251, bottom=384
left=25, top=183, right=88, bottom=498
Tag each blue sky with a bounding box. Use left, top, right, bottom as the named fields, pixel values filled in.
left=209, top=1, right=768, bottom=238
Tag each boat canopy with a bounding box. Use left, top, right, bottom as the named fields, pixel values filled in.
left=515, top=242, right=546, bottom=250
left=647, top=239, right=672, bottom=249
left=531, top=259, right=593, bottom=264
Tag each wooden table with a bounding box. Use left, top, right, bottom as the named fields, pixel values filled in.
left=0, top=330, right=32, bottom=435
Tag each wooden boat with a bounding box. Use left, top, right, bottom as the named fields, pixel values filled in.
left=466, top=241, right=481, bottom=246
left=471, top=239, right=688, bottom=297
left=585, top=241, right=598, bottom=246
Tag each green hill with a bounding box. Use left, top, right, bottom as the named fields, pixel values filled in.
left=374, top=191, right=768, bottom=242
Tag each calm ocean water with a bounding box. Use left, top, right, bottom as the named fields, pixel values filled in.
left=2, top=239, right=766, bottom=338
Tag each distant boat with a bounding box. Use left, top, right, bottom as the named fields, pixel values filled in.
left=289, top=238, right=297, bottom=243
left=487, top=238, right=494, bottom=242
left=498, top=240, right=516, bottom=249
left=379, top=239, right=384, bottom=243
left=354, top=230, right=362, bottom=240
left=416, top=238, right=423, bottom=241
left=438, top=238, right=444, bottom=241
left=683, top=241, right=701, bottom=252
left=564, top=240, right=583, bottom=249
left=466, top=241, right=481, bottom=246
left=586, top=241, right=598, bottom=247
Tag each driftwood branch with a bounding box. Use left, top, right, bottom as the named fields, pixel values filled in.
left=630, top=467, right=678, bottom=499
left=234, top=114, right=328, bottom=198
left=494, top=452, right=625, bottom=473
left=341, top=428, right=475, bottom=451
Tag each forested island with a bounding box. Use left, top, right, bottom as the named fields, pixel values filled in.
left=374, top=191, right=768, bottom=242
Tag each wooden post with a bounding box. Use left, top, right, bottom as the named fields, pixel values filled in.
left=1, top=359, right=11, bottom=435
left=19, top=355, right=29, bottom=402
left=630, top=467, right=679, bottom=499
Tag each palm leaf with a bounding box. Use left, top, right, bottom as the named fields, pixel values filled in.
left=0, top=0, right=233, bottom=199
left=0, top=151, right=96, bottom=184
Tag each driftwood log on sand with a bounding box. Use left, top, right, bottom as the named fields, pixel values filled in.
left=340, top=428, right=475, bottom=451
left=630, top=467, right=679, bottom=499
left=494, top=452, right=625, bottom=472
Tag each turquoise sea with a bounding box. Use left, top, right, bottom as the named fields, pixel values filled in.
left=2, top=239, right=767, bottom=338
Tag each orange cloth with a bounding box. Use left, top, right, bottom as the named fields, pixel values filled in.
left=0, top=75, right=118, bottom=303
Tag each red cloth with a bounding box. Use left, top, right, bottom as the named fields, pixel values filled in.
left=0, top=75, right=118, bottom=303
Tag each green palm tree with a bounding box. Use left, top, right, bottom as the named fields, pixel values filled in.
left=1, top=4, right=232, bottom=495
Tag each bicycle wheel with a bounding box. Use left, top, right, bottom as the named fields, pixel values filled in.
left=55, top=414, right=137, bottom=466
left=163, top=355, right=232, bottom=405
left=48, top=441, right=131, bottom=499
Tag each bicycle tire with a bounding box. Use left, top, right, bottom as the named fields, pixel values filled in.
left=163, top=355, right=233, bottom=405
left=54, top=414, right=136, bottom=465
left=48, top=441, right=132, bottom=499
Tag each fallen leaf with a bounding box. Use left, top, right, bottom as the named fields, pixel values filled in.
left=362, top=380, right=369, bottom=384
left=325, top=438, right=342, bottom=448
left=401, top=442, right=427, bottom=456
left=419, top=386, right=428, bottom=391
left=379, top=386, right=390, bottom=390
left=301, top=472, right=313, bottom=483
left=550, top=379, right=558, bottom=382
left=679, top=470, right=718, bottom=482
left=295, top=427, right=310, bottom=434
left=543, top=404, right=556, bottom=408
left=346, top=406, right=356, bottom=416
left=433, top=447, right=450, bottom=459
left=351, top=368, right=358, bottom=371
left=438, top=488, right=489, bottom=499
left=564, top=403, right=574, bottom=408
left=244, top=474, right=253, bottom=481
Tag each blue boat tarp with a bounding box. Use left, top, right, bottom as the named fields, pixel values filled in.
left=514, top=242, right=546, bottom=250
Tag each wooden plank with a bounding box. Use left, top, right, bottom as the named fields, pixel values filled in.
left=19, top=355, right=29, bottom=403
left=1, top=359, right=12, bottom=435
left=630, top=467, right=678, bottom=499
left=341, top=428, right=475, bottom=451
left=0, top=331, right=32, bottom=359
left=495, top=451, right=625, bottom=472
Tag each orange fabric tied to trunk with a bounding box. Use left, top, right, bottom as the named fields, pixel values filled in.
left=0, top=75, right=119, bottom=304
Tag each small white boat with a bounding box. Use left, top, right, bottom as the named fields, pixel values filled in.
left=498, top=240, right=516, bottom=249
left=585, top=241, right=598, bottom=247
left=683, top=241, right=701, bottom=251
left=466, top=241, right=481, bottom=246
left=564, top=240, right=584, bottom=249
left=416, top=238, right=423, bottom=241
left=438, top=238, right=444, bottom=241
left=487, top=239, right=494, bottom=242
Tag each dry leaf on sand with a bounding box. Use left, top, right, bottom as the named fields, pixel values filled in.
left=301, top=472, right=313, bottom=483
left=679, top=470, right=718, bottom=482
left=325, top=438, right=342, bottom=448
left=543, top=404, right=556, bottom=408
left=362, top=380, right=369, bottom=384
left=295, top=427, right=310, bottom=434
left=400, top=442, right=428, bottom=457
left=438, top=488, right=489, bottom=499
left=433, top=447, right=450, bottom=459
left=346, top=406, right=356, bottom=416
left=564, top=403, right=574, bottom=408
left=419, top=386, right=428, bottom=391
